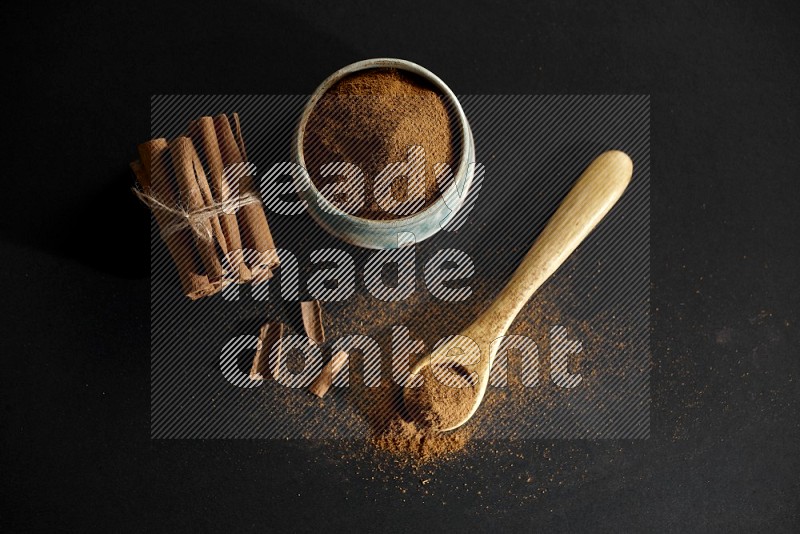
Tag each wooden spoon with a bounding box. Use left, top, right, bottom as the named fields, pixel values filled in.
left=404, top=150, right=633, bottom=431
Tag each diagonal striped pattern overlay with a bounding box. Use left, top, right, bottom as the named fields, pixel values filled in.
left=150, top=95, right=650, bottom=439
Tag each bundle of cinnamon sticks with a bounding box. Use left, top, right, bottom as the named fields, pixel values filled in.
left=131, top=113, right=279, bottom=299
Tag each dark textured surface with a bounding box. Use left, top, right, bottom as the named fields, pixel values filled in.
left=1, top=0, right=798, bottom=531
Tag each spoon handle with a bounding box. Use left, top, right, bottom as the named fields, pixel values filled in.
left=484, top=151, right=633, bottom=334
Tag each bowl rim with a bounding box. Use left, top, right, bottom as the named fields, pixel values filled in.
left=293, top=57, right=472, bottom=229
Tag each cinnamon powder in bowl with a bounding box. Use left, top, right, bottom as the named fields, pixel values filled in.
left=303, top=68, right=457, bottom=220
left=294, top=58, right=475, bottom=249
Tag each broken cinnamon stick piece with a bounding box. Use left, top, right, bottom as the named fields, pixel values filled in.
left=134, top=140, right=211, bottom=299
left=250, top=322, right=284, bottom=381
left=300, top=300, right=325, bottom=345
left=168, top=137, right=224, bottom=286
left=214, top=113, right=279, bottom=282
left=309, top=351, right=349, bottom=398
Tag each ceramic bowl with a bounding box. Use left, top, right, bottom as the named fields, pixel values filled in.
left=293, top=58, right=475, bottom=249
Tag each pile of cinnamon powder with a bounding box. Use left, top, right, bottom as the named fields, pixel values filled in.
left=303, top=68, right=458, bottom=220
left=372, top=418, right=471, bottom=462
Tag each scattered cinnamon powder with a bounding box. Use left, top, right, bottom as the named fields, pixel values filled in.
left=255, top=262, right=638, bottom=467
left=303, top=68, right=458, bottom=220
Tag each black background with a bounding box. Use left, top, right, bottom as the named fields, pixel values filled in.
left=2, top=0, right=798, bottom=531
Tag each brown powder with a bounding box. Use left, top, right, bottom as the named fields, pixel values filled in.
left=303, top=68, right=458, bottom=220
left=371, top=417, right=471, bottom=464
left=404, top=366, right=478, bottom=430
left=334, top=267, right=617, bottom=461
left=370, top=365, right=477, bottom=464
left=255, top=260, right=632, bottom=466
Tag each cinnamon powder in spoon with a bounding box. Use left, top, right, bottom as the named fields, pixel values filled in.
left=303, top=68, right=458, bottom=220
left=404, top=366, right=478, bottom=430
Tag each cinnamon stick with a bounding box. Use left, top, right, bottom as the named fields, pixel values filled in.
left=214, top=113, right=279, bottom=282
left=168, top=137, right=224, bottom=285
left=134, top=139, right=211, bottom=299
left=189, top=157, right=227, bottom=259
left=300, top=300, right=325, bottom=345
left=250, top=322, right=284, bottom=381
left=189, top=117, right=251, bottom=283
left=309, top=351, right=349, bottom=398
